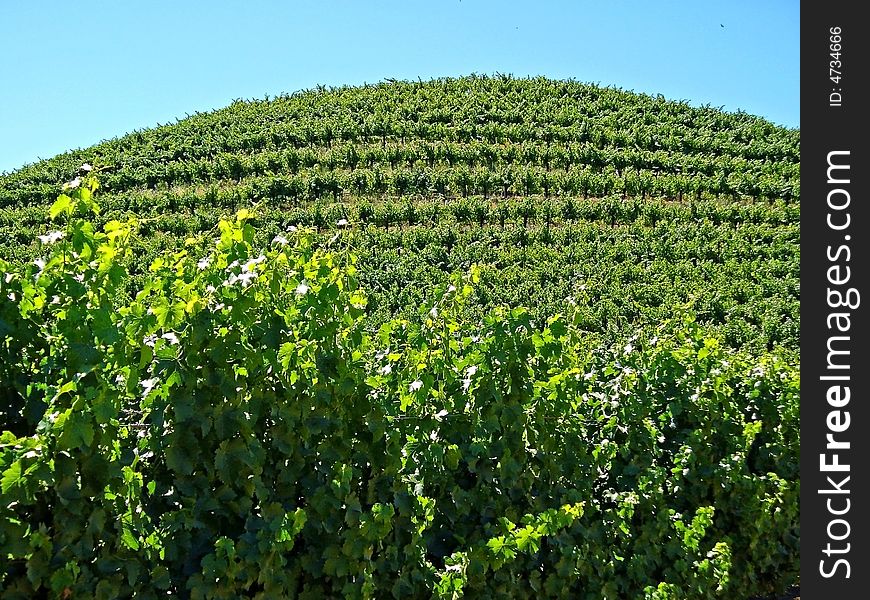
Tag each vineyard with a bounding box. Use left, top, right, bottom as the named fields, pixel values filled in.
left=0, top=75, right=799, bottom=598
left=0, top=75, right=799, bottom=352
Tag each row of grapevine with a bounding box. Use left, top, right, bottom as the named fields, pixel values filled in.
left=45, top=139, right=795, bottom=185
left=0, top=192, right=799, bottom=233
left=2, top=159, right=798, bottom=210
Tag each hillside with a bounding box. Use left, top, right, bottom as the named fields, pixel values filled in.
left=0, top=75, right=800, bottom=351
left=0, top=75, right=800, bottom=598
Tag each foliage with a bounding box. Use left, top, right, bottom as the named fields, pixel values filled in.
left=0, top=178, right=799, bottom=598
left=0, top=76, right=800, bottom=356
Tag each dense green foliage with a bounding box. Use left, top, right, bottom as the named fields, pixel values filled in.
left=0, top=75, right=800, bottom=353
left=1, top=179, right=798, bottom=598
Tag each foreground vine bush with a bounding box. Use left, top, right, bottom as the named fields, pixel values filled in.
left=1, top=175, right=798, bottom=598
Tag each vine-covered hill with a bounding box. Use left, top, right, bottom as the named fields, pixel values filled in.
left=0, top=75, right=800, bottom=352
left=0, top=76, right=800, bottom=597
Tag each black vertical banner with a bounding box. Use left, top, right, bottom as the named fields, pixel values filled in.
left=801, top=1, right=869, bottom=596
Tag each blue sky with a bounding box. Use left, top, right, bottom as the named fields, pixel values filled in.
left=0, top=1, right=799, bottom=174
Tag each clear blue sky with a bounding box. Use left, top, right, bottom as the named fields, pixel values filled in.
left=0, top=0, right=799, bottom=174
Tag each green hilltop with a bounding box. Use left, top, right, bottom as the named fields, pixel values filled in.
left=0, top=74, right=799, bottom=352
left=0, top=75, right=801, bottom=598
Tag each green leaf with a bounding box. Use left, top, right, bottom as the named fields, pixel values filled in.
left=486, top=536, right=506, bottom=554
left=69, top=418, right=95, bottom=449
left=172, top=396, right=194, bottom=422
left=53, top=380, right=77, bottom=401
left=95, top=579, right=122, bottom=600
left=121, top=528, right=140, bottom=551
left=165, top=444, right=194, bottom=475
left=152, top=301, right=185, bottom=328
left=278, top=342, right=294, bottom=370
left=1, top=460, right=22, bottom=494
left=49, top=194, right=73, bottom=219
left=92, top=396, right=116, bottom=424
